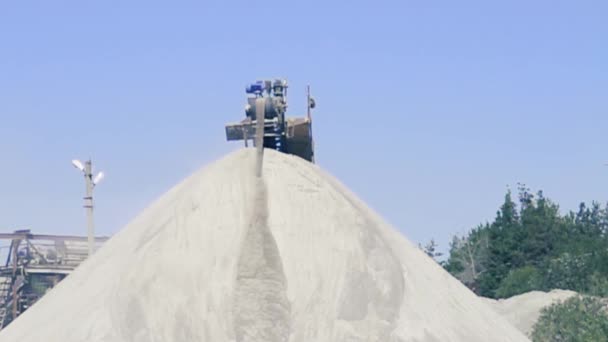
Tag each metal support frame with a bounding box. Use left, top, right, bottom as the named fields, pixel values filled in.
left=83, top=160, right=95, bottom=257
left=306, top=85, right=315, bottom=163
left=0, top=230, right=110, bottom=330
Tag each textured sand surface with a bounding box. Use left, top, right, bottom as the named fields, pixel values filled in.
left=0, top=149, right=529, bottom=341
left=483, top=289, right=578, bottom=337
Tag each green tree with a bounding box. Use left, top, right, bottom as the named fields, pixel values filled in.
left=532, top=295, right=608, bottom=342
left=444, top=185, right=608, bottom=298
left=495, top=265, right=543, bottom=298
left=422, top=239, right=443, bottom=260
left=478, top=190, right=523, bottom=297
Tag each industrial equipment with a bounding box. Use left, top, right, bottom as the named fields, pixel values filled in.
left=225, top=79, right=316, bottom=163
left=0, top=230, right=109, bottom=330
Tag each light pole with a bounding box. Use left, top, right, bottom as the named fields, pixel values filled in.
left=72, top=159, right=104, bottom=257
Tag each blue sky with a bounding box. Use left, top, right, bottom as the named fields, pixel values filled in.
left=1, top=1, right=607, bottom=255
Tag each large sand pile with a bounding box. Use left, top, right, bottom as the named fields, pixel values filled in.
left=0, top=149, right=529, bottom=341
left=483, top=289, right=578, bottom=337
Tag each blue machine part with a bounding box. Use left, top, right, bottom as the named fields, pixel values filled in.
left=245, top=81, right=264, bottom=95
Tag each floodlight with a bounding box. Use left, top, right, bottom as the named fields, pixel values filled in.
left=72, top=159, right=85, bottom=172
left=93, top=171, right=104, bottom=185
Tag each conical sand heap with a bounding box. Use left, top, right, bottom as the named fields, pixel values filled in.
left=0, top=149, right=529, bottom=341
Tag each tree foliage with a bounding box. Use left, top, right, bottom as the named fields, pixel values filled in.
left=421, top=239, right=443, bottom=260
left=531, top=295, right=608, bottom=342
left=444, top=184, right=608, bottom=298
left=495, top=265, right=543, bottom=298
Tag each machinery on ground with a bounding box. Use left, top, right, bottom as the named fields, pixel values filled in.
left=225, top=79, right=316, bottom=163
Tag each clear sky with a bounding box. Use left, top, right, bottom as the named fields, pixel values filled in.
left=1, top=1, right=607, bottom=255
